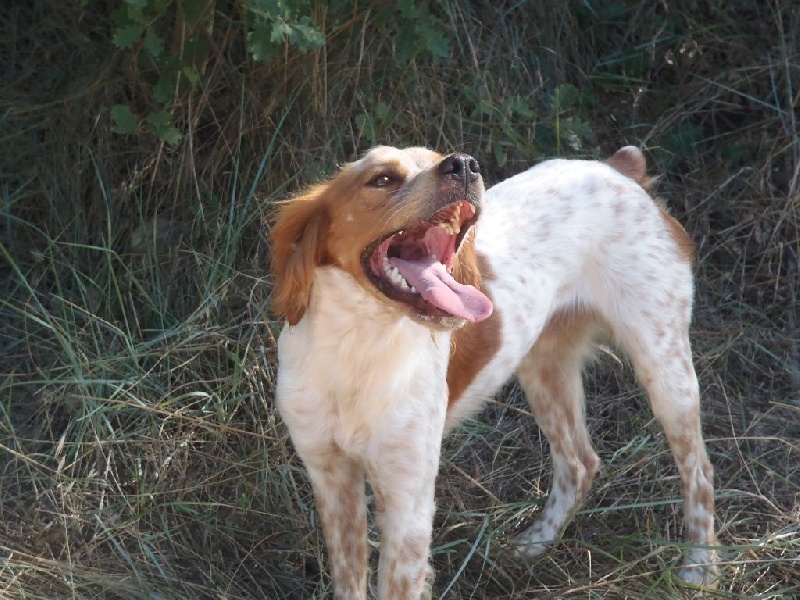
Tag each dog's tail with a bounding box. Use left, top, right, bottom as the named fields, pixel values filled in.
left=604, top=146, right=656, bottom=191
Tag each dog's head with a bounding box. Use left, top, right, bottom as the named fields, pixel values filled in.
left=270, top=146, right=493, bottom=327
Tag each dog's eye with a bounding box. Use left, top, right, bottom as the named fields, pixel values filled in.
left=368, top=174, right=396, bottom=188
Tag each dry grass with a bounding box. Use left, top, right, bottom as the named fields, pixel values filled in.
left=1, top=1, right=798, bottom=599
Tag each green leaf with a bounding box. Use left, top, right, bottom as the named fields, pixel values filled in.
left=290, top=21, right=325, bottom=53
left=355, top=113, right=375, bottom=145
left=663, top=121, right=701, bottom=158
left=111, top=104, right=138, bottom=134
left=113, top=23, right=144, bottom=49
left=271, top=20, right=292, bottom=43
left=182, top=65, right=201, bottom=89
left=511, top=96, right=534, bottom=119
left=160, top=126, right=183, bottom=146
left=552, top=83, right=579, bottom=112
left=145, top=110, right=182, bottom=145
left=397, top=0, right=415, bottom=19
left=123, top=0, right=147, bottom=23
left=248, top=20, right=280, bottom=62
left=144, top=109, right=169, bottom=129
left=418, top=20, right=449, bottom=60
left=721, top=141, right=746, bottom=165
left=250, top=0, right=285, bottom=18
left=144, top=27, right=165, bottom=58
left=374, top=101, right=392, bottom=123
left=152, top=73, right=175, bottom=104
left=394, top=23, right=418, bottom=63
left=565, top=118, right=595, bottom=141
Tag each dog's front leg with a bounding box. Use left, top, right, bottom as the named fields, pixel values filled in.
left=367, top=449, right=439, bottom=600
left=303, top=449, right=368, bottom=600
left=366, top=400, right=446, bottom=600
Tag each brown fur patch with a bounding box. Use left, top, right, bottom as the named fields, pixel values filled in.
left=447, top=252, right=501, bottom=409
left=534, top=307, right=606, bottom=354
left=269, top=189, right=332, bottom=325
left=659, top=207, right=695, bottom=263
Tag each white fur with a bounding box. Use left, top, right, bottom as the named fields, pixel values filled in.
left=278, top=267, right=450, bottom=462
left=449, top=157, right=693, bottom=425
left=278, top=268, right=447, bottom=599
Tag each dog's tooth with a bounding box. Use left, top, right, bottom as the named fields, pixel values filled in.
left=382, top=261, right=413, bottom=290
left=410, top=285, right=417, bottom=293
left=389, top=266, right=404, bottom=285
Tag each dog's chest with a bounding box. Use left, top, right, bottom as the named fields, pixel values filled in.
left=277, top=268, right=452, bottom=458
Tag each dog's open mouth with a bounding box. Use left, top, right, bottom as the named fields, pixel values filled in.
left=361, top=200, right=493, bottom=323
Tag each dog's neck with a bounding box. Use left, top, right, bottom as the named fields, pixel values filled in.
left=284, top=266, right=452, bottom=382
left=304, top=267, right=450, bottom=344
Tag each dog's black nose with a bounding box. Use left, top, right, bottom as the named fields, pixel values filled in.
left=440, top=153, right=481, bottom=183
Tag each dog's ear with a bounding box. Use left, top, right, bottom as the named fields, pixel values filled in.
left=452, top=229, right=482, bottom=291
left=269, top=186, right=331, bottom=325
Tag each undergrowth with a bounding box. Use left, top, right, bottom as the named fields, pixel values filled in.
left=1, top=1, right=798, bottom=598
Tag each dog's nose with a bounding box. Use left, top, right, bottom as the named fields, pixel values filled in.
left=440, top=153, right=481, bottom=183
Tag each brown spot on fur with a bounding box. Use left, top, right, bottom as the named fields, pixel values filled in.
left=697, top=473, right=714, bottom=511
left=382, top=534, right=429, bottom=599
left=682, top=357, right=693, bottom=376
left=396, top=537, right=428, bottom=565
left=659, top=207, right=695, bottom=263
left=534, top=307, right=607, bottom=355
left=447, top=252, right=501, bottom=409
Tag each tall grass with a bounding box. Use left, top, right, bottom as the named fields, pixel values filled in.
left=1, top=1, right=798, bottom=598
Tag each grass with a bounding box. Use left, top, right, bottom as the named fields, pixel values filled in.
left=1, top=1, right=798, bottom=598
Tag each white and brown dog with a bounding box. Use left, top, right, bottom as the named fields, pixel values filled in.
left=270, top=146, right=717, bottom=599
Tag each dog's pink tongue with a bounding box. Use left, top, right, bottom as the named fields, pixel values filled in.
left=389, top=256, right=493, bottom=323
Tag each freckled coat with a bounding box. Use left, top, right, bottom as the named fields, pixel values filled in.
left=272, top=146, right=717, bottom=600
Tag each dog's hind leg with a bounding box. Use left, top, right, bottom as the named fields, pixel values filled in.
left=615, top=308, right=718, bottom=585
left=513, top=310, right=603, bottom=557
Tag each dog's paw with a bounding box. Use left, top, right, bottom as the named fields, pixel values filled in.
left=678, top=553, right=719, bottom=590
left=420, top=563, right=434, bottom=600
left=511, top=522, right=555, bottom=559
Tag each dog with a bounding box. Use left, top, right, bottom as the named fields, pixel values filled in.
left=270, top=146, right=717, bottom=599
